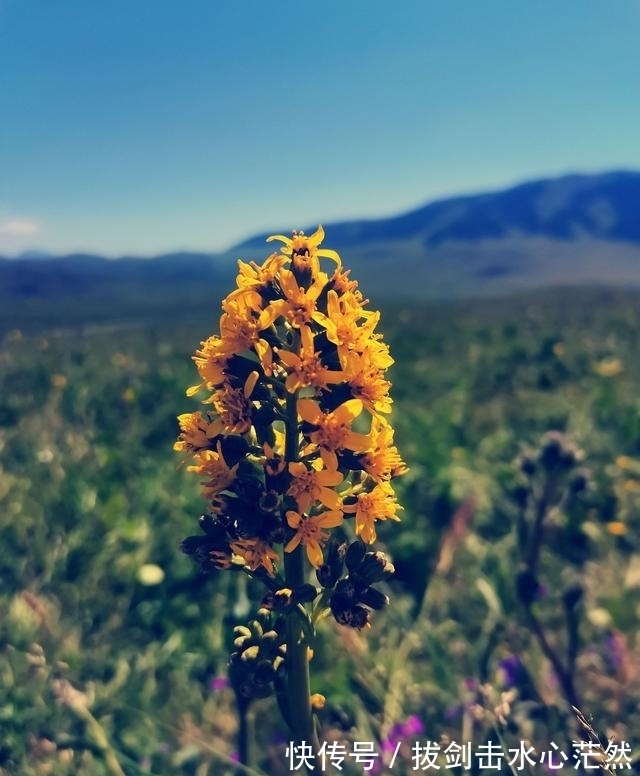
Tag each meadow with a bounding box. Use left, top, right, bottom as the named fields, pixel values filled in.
left=1, top=285, right=640, bottom=775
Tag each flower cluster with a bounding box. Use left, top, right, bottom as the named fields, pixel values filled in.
left=177, top=226, right=407, bottom=628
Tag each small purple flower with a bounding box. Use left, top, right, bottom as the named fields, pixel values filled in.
left=463, top=677, right=478, bottom=692
left=444, top=704, right=464, bottom=722
left=604, top=629, right=625, bottom=672
left=402, top=715, right=424, bottom=736
left=498, top=654, right=526, bottom=688
left=209, top=675, right=229, bottom=691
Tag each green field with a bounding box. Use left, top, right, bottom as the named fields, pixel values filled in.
left=2, top=286, right=640, bottom=775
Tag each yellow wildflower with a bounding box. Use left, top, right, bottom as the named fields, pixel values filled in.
left=188, top=445, right=238, bottom=498
left=174, top=411, right=215, bottom=453
left=206, top=373, right=258, bottom=436
left=594, top=357, right=623, bottom=377
left=231, top=538, right=280, bottom=574
left=259, top=267, right=329, bottom=330
left=287, top=460, right=343, bottom=513
left=343, top=481, right=402, bottom=544
left=189, top=335, right=228, bottom=394
left=339, top=347, right=393, bottom=415
left=234, top=251, right=289, bottom=293
left=297, top=398, right=372, bottom=453
left=360, top=416, right=408, bottom=481
left=285, top=509, right=343, bottom=568
left=267, top=225, right=341, bottom=278
left=277, top=325, right=344, bottom=393
left=325, top=288, right=380, bottom=356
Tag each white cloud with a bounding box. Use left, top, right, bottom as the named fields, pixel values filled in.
left=0, top=218, right=39, bottom=236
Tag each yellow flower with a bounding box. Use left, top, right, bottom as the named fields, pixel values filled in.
left=267, top=225, right=341, bottom=278
left=339, top=347, right=393, bottom=415
left=277, top=325, right=344, bottom=393
left=325, top=288, right=381, bottom=356
left=285, top=509, right=343, bottom=568
left=360, top=416, right=409, bottom=481
left=174, top=411, right=215, bottom=453
left=189, top=335, right=228, bottom=394
left=297, top=398, right=372, bottom=453
left=594, top=357, right=623, bottom=377
left=234, top=251, right=289, bottom=293
left=206, top=373, right=258, bottom=436
left=259, top=267, right=329, bottom=330
left=287, top=459, right=343, bottom=513
left=343, top=481, right=402, bottom=544
left=188, top=445, right=238, bottom=498
left=231, top=538, right=280, bottom=574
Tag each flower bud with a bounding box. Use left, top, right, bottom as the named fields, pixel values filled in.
left=358, top=586, right=389, bottom=610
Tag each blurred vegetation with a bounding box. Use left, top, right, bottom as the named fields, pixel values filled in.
left=1, top=286, right=640, bottom=774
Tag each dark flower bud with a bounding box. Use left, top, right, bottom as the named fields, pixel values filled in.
left=226, top=354, right=261, bottom=383
left=333, top=579, right=358, bottom=605
left=181, top=535, right=209, bottom=556
left=253, top=404, right=278, bottom=427
left=218, top=435, right=250, bottom=465
left=345, top=540, right=366, bottom=573
left=295, top=584, right=319, bottom=604
left=538, top=431, right=581, bottom=474
left=519, top=454, right=537, bottom=477
left=356, top=551, right=395, bottom=584
left=358, top=586, right=389, bottom=610
left=568, top=469, right=589, bottom=495
left=332, top=604, right=370, bottom=630
left=198, top=514, right=227, bottom=539
left=316, top=538, right=345, bottom=588
left=234, top=475, right=264, bottom=504
left=259, top=489, right=281, bottom=513
left=538, top=432, right=564, bottom=473
left=253, top=659, right=276, bottom=687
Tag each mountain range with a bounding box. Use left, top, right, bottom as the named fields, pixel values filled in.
left=2, top=170, right=640, bottom=330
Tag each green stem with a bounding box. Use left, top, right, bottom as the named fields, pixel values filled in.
left=237, top=703, right=254, bottom=776
left=282, top=385, right=321, bottom=772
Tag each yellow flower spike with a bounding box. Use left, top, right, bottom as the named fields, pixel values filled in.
left=177, top=224, right=406, bottom=652
left=310, top=693, right=326, bottom=710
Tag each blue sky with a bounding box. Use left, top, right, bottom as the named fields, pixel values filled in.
left=1, top=0, right=639, bottom=257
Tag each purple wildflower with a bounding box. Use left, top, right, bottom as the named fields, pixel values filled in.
left=209, top=675, right=229, bottom=691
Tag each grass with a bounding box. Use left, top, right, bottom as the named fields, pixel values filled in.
left=1, top=285, right=639, bottom=774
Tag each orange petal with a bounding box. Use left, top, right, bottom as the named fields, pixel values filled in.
left=298, top=398, right=321, bottom=424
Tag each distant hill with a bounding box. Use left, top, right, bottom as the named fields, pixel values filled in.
left=2, top=170, right=640, bottom=331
